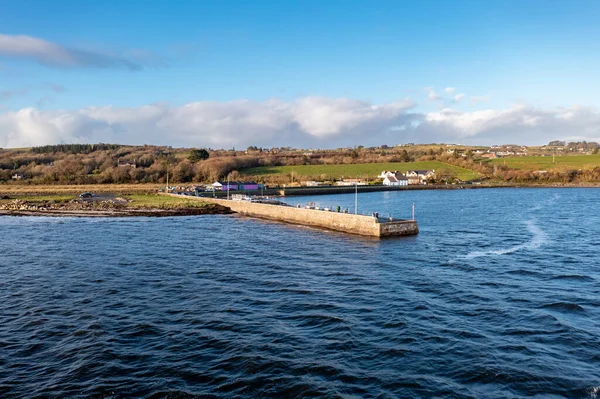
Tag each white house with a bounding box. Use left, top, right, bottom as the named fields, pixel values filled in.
left=383, top=175, right=408, bottom=186
left=336, top=178, right=367, bottom=186
left=405, top=170, right=435, bottom=185
left=305, top=181, right=328, bottom=187
left=212, top=181, right=239, bottom=191
left=378, top=170, right=399, bottom=179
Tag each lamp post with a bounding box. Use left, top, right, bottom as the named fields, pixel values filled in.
left=355, top=181, right=358, bottom=214
left=227, top=173, right=230, bottom=200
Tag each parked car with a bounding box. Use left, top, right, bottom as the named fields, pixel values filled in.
left=79, top=192, right=93, bottom=198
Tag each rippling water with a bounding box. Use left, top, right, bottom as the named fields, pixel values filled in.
left=1, top=188, right=600, bottom=398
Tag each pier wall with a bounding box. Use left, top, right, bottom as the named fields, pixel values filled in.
left=164, top=193, right=418, bottom=237
left=377, top=220, right=420, bottom=236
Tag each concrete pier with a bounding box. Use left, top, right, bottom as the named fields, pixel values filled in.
left=163, top=193, right=418, bottom=237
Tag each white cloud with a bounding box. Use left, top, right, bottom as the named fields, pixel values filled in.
left=470, top=95, right=489, bottom=104
left=453, top=93, right=465, bottom=102
left=444, top=87, right=456, bottom=94
left=0, top=97, right=416, bottom=148
left=425, top=87, right=441, bottom=101
left=0, top=34, right=164, bottom=70
left=1, top=98, right=599, bottom=148
left=420, top=105, right=600, bottom=144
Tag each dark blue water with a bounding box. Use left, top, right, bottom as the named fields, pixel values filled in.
left=1, top=188, right=600, bottom=398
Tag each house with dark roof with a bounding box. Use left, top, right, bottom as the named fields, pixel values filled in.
left=383, top=175, right=408, bottom=186
left=405, top=170, right=435, bottom=185
left=211, top=181, right=264, bottom=191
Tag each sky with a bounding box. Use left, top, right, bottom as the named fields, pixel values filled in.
left=1, top=0, right=600, bottom=148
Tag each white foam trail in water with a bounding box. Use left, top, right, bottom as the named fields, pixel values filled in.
left=463, top=220, right=548, bottom=259
left=529, top=193, right=560, bottom=212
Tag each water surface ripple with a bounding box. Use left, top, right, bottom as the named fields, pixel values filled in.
left=1, top=188, right=600, bottom=398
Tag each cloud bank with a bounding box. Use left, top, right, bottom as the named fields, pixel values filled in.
left=1, top=98, right=599, bottom=148
left=0, top=34, right=164, bottom=70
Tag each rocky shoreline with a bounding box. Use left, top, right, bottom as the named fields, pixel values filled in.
left=0, top=199, right=233, bottom=217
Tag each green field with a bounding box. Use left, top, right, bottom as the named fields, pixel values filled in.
left=124, top=194, right=208, bottom=208
left=241, top=161, right=480, bottom=181
left=488, top=154, right=600, bottom=171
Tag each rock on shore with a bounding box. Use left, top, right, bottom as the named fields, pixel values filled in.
left=0, top=199, right=232, bottom=217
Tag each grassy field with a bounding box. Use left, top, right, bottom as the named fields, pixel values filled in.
left=488, top=154, right=600, bottom=171
left=124, top=194, right=208, bottom=208
left=241, top=161, right=480, bottom=181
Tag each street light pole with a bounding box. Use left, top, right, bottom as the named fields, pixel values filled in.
left=355, top=182, right=358, bottom=214
left=227, top=174, right=230, bottom=200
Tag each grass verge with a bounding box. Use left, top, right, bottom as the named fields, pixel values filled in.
left=124, top=194, right=209, bottom=209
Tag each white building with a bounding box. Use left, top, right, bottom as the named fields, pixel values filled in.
left=379, top=170, right=399, bottom=179
left=405, top=170, right=435, bottom=185
left=383, top=175, right=408, bottom=186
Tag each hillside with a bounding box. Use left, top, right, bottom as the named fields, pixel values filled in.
left=2, top=142, right=600, bottom=186
left=488, top=154, right=600, bottom=171
left=241, top=161, right=480, bottom=182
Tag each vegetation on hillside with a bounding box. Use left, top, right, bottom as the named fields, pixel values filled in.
left=2, top=141, right=600, bottom=185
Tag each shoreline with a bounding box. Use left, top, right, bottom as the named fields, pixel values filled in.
left=2, top=182, right=600, bottom=203
left=0, top=198, right=233, bottom=217
left=1, top=183, right=598, bottom=218
left=198, top=183, right=600, bottom=198
left=0, top=207, right=233, bottom=217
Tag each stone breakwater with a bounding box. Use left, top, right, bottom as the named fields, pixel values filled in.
left=163, top=194, right=418, bottom=237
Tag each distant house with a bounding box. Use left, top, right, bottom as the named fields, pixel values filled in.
left=481, top=153, right=498, bottom=159
left=11, top=173, right=24, bottom=180
left=383, top=175, right=408, bottom=186
left=336, top=178, right=367, bottom=186
left=378, top=170, right=399, bottom=179
left=212, top=181, right=264, bottom=191
left=212, top=181, right=237, bottom=191
left=305, top=181, right=329, bottom=187
left=238, top=182, right=264, bottom=190
left=406, top=170, right=435, bottom=185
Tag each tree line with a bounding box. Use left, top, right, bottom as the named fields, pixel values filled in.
left=31, top=143, right=122, bottom=154
left=2, top=143, right=600, bottom=185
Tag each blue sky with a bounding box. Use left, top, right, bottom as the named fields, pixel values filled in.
left=1, top=0, right=600, bottom=148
